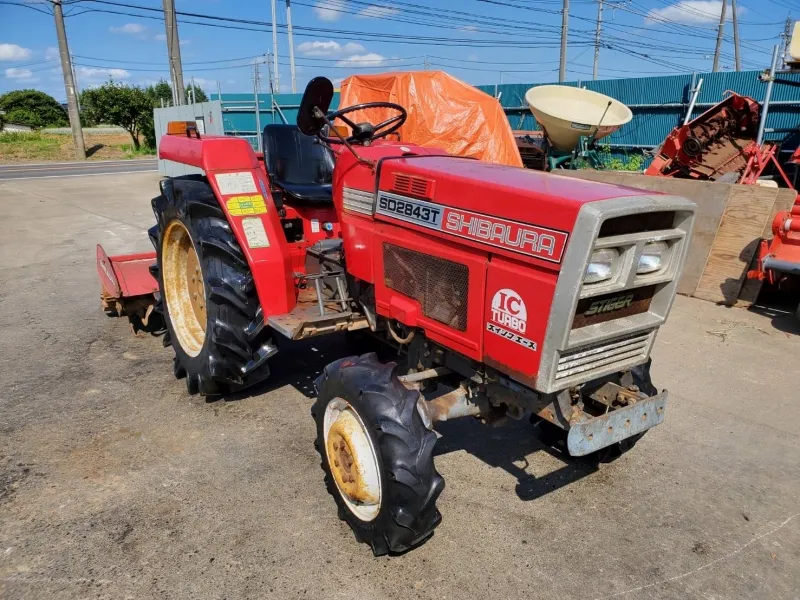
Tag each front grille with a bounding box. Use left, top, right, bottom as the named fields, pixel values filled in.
left=556, top=331, right=651, bottom=381
left=599, top=212, right=676, bottom=237
left=383, top=243, right=468, bottom=330
left=342, top=187, right=373, bottom=216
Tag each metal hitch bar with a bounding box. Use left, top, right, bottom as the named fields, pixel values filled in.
left=566, top=391, right=668, bottom=456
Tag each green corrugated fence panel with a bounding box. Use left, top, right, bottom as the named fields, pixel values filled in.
left=214, top=69, right=800, bottom=156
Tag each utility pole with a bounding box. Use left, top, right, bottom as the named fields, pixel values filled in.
left=559, top=0, right=569, bottom=82
left=53, top=0, right=85, bottom=159
left=780, top=16, right=793, bottom=68
left=593, top=0, right=603, bottom=80
left=253, top=62, right=262, bottom=150
left=271, top=0, right=280, bottom=92
left=70, top=54, right=81, bottom=112
left=266, top=53, right=276, bottom=95
left=163, top=0, right=186, bottom=105
left=712, top=0, right=727, bottom=72
left=424, top=55, right=430, bottom=70
left=731, top=0, right=741, bottom=71
left=285, top=0, right=296, bottom=93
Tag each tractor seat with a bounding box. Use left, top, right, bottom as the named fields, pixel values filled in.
left=262, top=124, right=334, bottom=205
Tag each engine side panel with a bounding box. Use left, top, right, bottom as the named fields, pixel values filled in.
left=373, top=221, right=488, bottom=361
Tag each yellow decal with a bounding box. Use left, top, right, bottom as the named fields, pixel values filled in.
left=227, top=194, right=267, bottom=216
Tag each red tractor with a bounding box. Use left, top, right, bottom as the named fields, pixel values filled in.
left=98, top=77, right=696, bottom=555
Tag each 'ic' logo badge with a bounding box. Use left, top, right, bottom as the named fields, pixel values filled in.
left=491, top=288, right=527, bottom=334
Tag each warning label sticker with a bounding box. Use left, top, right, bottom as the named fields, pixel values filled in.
left=227, top=195, right=267, bottom=216
left=242, top=217, right=270, bottom=248
left=216, top=172, right=257, bottom=195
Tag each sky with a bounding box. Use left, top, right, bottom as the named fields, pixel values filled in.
left=0, top=0, right=794, bottom=102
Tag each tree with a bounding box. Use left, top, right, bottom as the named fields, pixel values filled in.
left=186, top=83, right=208, bottom=103
left=81, top=82, right=152, bottom=149
left=147, top=79, right=173, bottom=107
left=0, top=89, right=68, bottom=128
left=145, top=79, right=209, bottom=106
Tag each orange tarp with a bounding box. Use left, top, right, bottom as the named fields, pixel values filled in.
left=338, top=71, right=523, bottom=167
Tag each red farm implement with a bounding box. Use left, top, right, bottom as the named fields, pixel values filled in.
left=97, top=75, right=696, bottom=555
left=645, top=92, right=793, bottom=187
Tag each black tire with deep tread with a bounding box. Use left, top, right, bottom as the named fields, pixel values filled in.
left=150, top=176, right=274, bottom=396
left=311, top=353, right=444, bottom=556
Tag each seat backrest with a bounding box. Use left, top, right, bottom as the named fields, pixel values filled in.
left=262, top=124, right=334, bottom=187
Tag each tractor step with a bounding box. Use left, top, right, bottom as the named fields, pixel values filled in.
left=268, top=304, right=369, bottom=340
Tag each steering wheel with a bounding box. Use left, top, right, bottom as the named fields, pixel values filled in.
left=320, top=102, right=407, bottom=145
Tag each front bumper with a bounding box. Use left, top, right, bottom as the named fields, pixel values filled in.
left=566, top=391, right=668, bottom=456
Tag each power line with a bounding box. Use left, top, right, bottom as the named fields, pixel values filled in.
left=0, top=0, right=53, bottom=15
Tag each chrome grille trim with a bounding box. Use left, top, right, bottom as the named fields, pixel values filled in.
left=342, top=187, right=374, bottom=216
left=556, top=331, right=653, bottom=381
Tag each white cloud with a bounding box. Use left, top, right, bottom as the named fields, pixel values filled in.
left=109, top=23, right=146, bottom=35
left=297, top=40, right=365, bottom=57
left=314, top=0, right=346, bottom=21
left=458, top=25, right=478, bottom=32
left=78, top=66, right=131, bottom=80
left=357, top=4, right=400, bottom=18
left=336, top=53, right=386, bottom=67
left=189, top=77, right=213, bottom=88
left=45, top=46, right=59, bottom=60
left=645, top=1, right=744, bottom=25
left=5, top=67, right=35, bottom=80
left=0, top=43, right=32, bottom=61
left=154, top=32, right=189, bottom=44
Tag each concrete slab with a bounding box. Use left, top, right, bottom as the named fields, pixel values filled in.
left=0, top=173, right=798, bottom=599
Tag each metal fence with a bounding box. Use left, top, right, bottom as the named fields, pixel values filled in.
left=175, top=69, right=800, bottom=171
left=476, top=69, right=800, bottom=155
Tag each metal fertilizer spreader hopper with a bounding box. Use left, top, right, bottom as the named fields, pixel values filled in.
left=525, top=85, right=633, bottom=170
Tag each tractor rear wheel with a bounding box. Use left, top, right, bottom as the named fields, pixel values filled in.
left=312, top=353, right=445, bottom=555
left=151, top=176, right=275, bottom=396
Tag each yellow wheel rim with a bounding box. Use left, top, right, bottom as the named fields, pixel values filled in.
left=162, top=220, right=206, bottom=357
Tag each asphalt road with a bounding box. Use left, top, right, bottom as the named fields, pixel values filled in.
left=0, top=159, right=157, bottom=180
left=1, top=172, right=798, bottom=599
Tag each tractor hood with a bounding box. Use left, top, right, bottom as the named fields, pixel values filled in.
left=375, top=155, right=659, bottom=266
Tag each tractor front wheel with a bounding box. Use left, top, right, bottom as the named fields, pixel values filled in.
left=312, top=353, right=444, bottom=555
left=151, top=176, right=275, bottom=396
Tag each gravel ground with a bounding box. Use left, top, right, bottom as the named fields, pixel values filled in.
left=0, top=172, right=798, bottom=600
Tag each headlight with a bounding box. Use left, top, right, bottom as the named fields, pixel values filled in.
left=584, top=248, right=619, bottom=284
left=638, top=241, right=669, bottom=274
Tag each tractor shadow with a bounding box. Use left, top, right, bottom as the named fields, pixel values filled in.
left=433, top=418, right=602, bottom=502
left=222, top=335, right=603, bottom=502
left=221, top=332, right=397, bottom=402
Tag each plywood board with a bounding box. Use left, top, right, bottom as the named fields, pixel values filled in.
left=693, top=185, right=778, bottom=305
